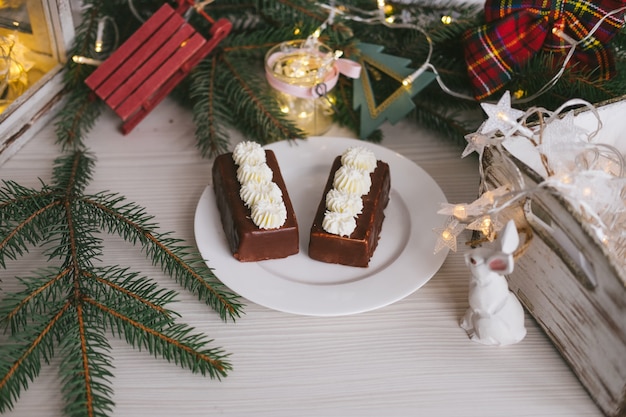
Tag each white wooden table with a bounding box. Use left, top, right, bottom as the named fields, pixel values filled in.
left=1, top=99, right=602, bottom=416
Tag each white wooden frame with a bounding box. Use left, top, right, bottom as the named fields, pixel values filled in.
left=0, top=0, right=74, bottom=166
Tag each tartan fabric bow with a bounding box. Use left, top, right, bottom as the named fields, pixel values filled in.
left=463, top=0, right=626, bottom=100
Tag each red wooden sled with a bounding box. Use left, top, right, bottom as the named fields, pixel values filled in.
left=85, top=1, right=231, bottom=134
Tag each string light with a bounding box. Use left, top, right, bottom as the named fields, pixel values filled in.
left=479, top=91, right=534, bottom=138
left=435, top=91, right=626, bottom=275
left=433, top=217, right=466, bottom=253
left=72, top=55, right=102, bottom=66
left=95, top=18, right=106, bottom=53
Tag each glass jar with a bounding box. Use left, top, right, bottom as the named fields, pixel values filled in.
left=265, top=39, right=337, bottom=136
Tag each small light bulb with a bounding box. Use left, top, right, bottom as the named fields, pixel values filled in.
left=294, top=28, right=301, bottom=35
left=441, top=15, right=452, bottom=25
left=442, top=230, right=452, bottom=241
left=95, top=18, right=106, bottom=54
left=482, top=191, right=495, bottom=203
left=72, top=55, right=102, bottom=66
left=453, top=205, right=467, bottom=220
left=497, top=111, right=510, bottom=122
left=480, top=217, right=493, bottom=235
left=560, top=174, right=572, bottom=184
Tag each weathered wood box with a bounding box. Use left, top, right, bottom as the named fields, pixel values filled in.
left=483, top=99, right=626, bottom=417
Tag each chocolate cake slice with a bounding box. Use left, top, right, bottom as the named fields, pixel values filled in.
left=308, top=155, right=391, bottom=267
left=212, top=149, right=299, bottom=261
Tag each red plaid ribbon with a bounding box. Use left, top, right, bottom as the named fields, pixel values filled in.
left=463, top=0, right=626, bottom=100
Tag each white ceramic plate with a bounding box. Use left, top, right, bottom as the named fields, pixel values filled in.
left=194, top=137, right=448, bottom=316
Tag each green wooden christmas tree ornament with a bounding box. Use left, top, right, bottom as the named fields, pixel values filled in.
left=353, top=42, right=437, bottom=138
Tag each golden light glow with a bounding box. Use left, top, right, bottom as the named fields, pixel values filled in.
left=94, top=41, right=103, bottom=53
left=441, top=230, right=452, bottom=241
left=479, top=217, right=493, bottom=235
left=513, top=89, right=525, bottom=100
left=71, top=55, right=102, bottom=66
left=497, top=111, right=510, bottom=122
left=0, top=35, right=33, bottom=111
left=453, top=205, right=467, bottom=220
left=559, top=174, right=573, bottom=184
left=441, top=15, right=452, bottom=25
left=482, top=190, right=495, bottom=204
left=293, top=27, right=301, bottom=35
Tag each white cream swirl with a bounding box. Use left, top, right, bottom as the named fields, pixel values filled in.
left=321, top=211, right=356, bottom=237
left=232, top=141, right=266, bottom=166
left=332, top=165, right=372, bottom=196
left=341, top=146, right=377, bottom=173
left=251, top=200, right=287, bottom=229
left=325, top=188, right=363, bottom=217
left=237, top=162, right=273, bottom=184
left=240, top=181, right=282, bottom=208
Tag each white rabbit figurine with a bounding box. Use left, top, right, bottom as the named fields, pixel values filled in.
left=460, top=220, right=527, bottom=346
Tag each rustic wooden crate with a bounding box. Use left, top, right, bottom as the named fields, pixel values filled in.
left=482, top=99, right=626, bottom=417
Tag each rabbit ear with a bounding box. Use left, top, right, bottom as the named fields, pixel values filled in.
left=488, top=253, right=514, bottom=274
left=498, top=220, right=519, bottom=255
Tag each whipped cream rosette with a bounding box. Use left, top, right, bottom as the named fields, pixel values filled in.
left=232, top=141, right=266, bottom=166
left=251, top=200, right=288, bottom=229
left=333, top=165, right=372, bottom=195
left=325, top=188, right=363, bottom=217
left=239, top=181, right=282, bottom=208
left=322, top=211, right=357, bottom=237
left=236, top=162, right=273, bottom=184
left=340, top=146, right=377, bottom=173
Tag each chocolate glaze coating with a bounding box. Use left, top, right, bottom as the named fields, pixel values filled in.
left=308, top=156, right=391, bottom=267
left=212, top=150, right=299, bottom=262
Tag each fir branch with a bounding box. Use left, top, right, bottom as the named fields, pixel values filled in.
left=78, top=193, right=243, bottom=322
left=54, top=85, right=104, bottom=152
left=190, top=55, right=233, bottom=157
left=0, top=302, right=71, bottom=412
left=85, top=298, right=230, bottom=378
left=0, top=151, right=243, bottom=415
left=58, top=305, right=116, bottom=417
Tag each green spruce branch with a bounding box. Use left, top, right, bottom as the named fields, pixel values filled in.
left=0, top=151, right=243, bottom=416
